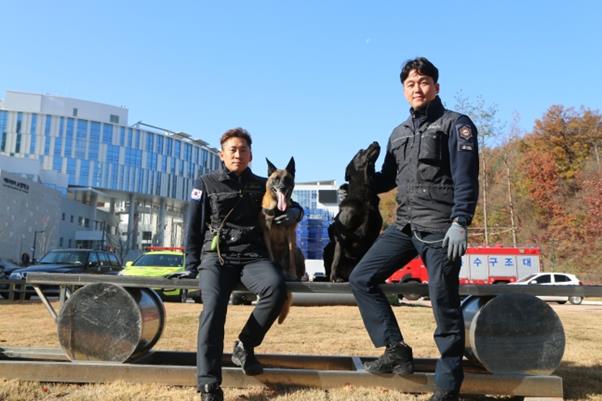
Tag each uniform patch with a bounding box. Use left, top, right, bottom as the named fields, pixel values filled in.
left=191, top=188, right=203, bottom=200
left=458, top=125, right=473, bottom=140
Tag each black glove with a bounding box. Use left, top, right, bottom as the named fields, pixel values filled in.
left=274, top=206, right=303, bottom=226
left=442, top=222, right=467, bottom=261
left=166, top=270, right=197, bottom=279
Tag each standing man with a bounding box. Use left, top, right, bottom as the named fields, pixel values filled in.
left=349, top=57, right=479, bottom=401
left=185, top=127, right=302, bottom=401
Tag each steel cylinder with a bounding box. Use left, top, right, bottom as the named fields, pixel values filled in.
left=462, top=293, right=565, bottom=375
left=57, top=283, right=165, bottom=362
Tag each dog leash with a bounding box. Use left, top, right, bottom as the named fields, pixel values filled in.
left=211, top=196, right=243, bottom=266
left=413, top=230, right=444, bottom=246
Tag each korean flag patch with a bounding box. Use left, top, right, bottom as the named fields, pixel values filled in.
left=191, top=188, right=203, bottom=200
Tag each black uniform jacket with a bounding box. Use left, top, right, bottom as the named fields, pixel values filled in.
left=374, top=96, right=479, bottom=232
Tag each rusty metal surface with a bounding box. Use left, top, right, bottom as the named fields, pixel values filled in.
left=56, top=283, right=165, bottom=362
left=26, top=272, right=602, bottom=297
left=463, top=294, right=565, bottom=375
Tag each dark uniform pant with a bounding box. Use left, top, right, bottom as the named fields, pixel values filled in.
left=196, top=253, right=287, bottom=388
left=349, top=224, right=464, bottom=392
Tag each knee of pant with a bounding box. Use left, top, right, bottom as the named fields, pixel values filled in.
left=349, top=269, right=367, bottom=290
left=261, top=276, right=287, bottom=299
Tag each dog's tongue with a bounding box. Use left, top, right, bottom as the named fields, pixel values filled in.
left=277, top=191, right=287, bottom=212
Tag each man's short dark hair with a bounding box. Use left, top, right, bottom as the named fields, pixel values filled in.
left=220, top=127, right=252, bottom=148
left=400, top=57, right=439, bottom=84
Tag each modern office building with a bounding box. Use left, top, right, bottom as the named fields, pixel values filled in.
left=292, top=180, right=340, bottom=260
left=0, top=90, right=221, bottom=260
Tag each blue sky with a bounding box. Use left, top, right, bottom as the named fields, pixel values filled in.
left=2, top=1, right=601, bottom=185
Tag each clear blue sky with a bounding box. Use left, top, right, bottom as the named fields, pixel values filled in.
left=2, top=1, right=601, bottom=185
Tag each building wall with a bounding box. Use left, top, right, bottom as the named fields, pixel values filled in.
left=0, top=170, right=61, bottom=261
left=0, top=106, right=220, bottom=202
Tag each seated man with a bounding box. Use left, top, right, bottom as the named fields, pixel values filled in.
left=185, top=127, right=302, bottom=401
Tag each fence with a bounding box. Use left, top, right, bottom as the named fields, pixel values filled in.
left=0, top=279, right=30, bottom=301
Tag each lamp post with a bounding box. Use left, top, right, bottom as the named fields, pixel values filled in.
left=31, top=230, right=45, bottom=262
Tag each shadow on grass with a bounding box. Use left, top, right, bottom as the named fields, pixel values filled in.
left=234, top=362, right=602, bottom=401
left=556, top=362, right=602, bottom=400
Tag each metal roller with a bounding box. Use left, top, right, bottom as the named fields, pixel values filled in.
left=462, top=293, right=565, bottom=375
left=57, top=283, right=165, bottom=362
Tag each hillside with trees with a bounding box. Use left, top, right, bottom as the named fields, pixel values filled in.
left=379, top=104, right=602, bottom=274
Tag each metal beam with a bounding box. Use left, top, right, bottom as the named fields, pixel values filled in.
left=26, top=273, right=602, bottom=297
left=0, top=357, right=563, bottom=397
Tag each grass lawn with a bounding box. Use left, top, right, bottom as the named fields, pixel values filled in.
left=0, top=299, right=600, bottom=401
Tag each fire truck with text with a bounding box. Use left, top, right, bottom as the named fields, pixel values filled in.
left=387, top=246, right=541, bottom=300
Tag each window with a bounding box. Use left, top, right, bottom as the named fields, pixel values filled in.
left=89, top=252, right=99, bottom=265
left=70, top=215, right=74, bottom=223
left=110, top=114, right=119, bottom=124
left=78, top=216, right=83, bottom=226
left=535, top=274, right=551, bottom=284
left=73, top=108, right=78, bottom=117
left=554, top=274, right=571, bottom=283
left=62, top=213, right=65, bottom=221
left=59, top=237, right=63, bottom=247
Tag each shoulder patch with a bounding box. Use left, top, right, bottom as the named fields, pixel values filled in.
left=458, top=125, right=473, bottom=140
left=191, top=188, right=203, bottom=200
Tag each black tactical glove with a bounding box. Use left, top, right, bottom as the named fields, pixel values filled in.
left=166, top=270, right=197, bottom=279
left=274, top=206, right=303, bottom=226
left=442, top=222, right=467, bottom=261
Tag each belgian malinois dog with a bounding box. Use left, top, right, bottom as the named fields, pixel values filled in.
left=259, top=157, right=305, bottom=323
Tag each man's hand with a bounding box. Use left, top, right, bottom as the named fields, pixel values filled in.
left=274, top=206, right=303, bottom=226
left=166, top=270, right=197, bottom=279
left=442, top=222, right=467, bottom=261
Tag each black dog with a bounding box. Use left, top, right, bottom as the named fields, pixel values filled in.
left=323, top=142, right=383, bottom=282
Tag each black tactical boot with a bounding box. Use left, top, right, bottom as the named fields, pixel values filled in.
left=363, top=341, right=414, bottom=375
left=428, top=390, right=459, bottom=401
left=232, top=340, right=263, bottom=375
left=200, top=383, right=223, bottom=401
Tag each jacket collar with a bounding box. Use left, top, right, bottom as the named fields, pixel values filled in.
left=217, top=166, right=253, bottom=183
left=407, top=96, right=445, bottom=129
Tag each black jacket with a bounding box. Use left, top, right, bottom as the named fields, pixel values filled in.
left=185, top=167, right=268, bottom=273
left=374, top=96, right=479, bottom=232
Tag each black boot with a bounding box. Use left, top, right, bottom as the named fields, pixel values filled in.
left=200, top=383, right=223, bottom=401
left=428, top=390, right=459, bottom=401
left=232, top=340, right=263, bottom=375
left=363, top=341, right=414, bottom=375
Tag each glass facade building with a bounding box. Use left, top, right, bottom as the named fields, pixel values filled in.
left=0, top=91, right=221, bottom=252
left=0, top=105, right=220, bottom=202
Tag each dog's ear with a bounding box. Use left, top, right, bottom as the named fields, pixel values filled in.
left=266, top=158, right=277, bottom=176
left=285, top=157, right=295, bottom=177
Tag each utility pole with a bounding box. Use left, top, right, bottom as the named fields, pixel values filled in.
left=481, top=155, right=489, bottom=245
left=503, top=154, right=518, bottom=247
left=31, top=230, right=45, bottom=262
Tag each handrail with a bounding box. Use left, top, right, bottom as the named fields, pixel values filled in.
left=25, top=273, right=602, bottom=297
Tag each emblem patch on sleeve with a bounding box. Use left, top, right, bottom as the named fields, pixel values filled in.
left=458, top=125, right=473, bottom=140
left=191, top=188, right=203, bottom=200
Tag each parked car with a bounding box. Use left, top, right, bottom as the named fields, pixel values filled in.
left=119, top=247, right=201, bottom=303
left=510, top=272, right=584, bottom=305
left=8, top=249, right=122, bottom=298
left=0, top=258, right=24, bottom=299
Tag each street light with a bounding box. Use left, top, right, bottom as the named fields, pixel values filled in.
left=31, top=230, right=45, bottom=262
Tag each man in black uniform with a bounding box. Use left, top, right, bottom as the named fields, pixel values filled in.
left=185, top=127, right=302, bottom=401
left=349, top=57, right=479, bottom=401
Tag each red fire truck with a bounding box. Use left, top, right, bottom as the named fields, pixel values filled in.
left=387, top=246, right=541, bottom=300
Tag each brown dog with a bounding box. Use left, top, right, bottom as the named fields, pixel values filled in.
left=259, top=157, right=305, bottom=323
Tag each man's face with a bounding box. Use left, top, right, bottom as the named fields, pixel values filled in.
left=220, top=137, right=252, bottom=175
left=403, top=69, right=440, bottom=110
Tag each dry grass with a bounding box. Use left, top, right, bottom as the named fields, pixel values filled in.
left=0, top=299, right=600, bottom=401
